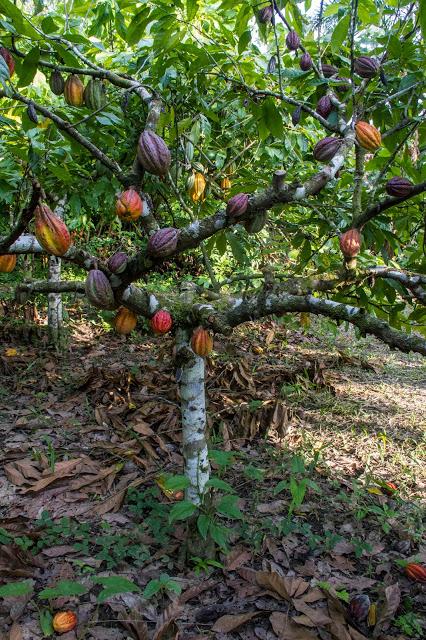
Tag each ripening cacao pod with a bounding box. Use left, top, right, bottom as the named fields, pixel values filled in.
left=64, top=74, right=84, bottom=107
left=380, top=481, right=398, bottom=495
left=85, top=269, right=117, bottom=310
left=191, top=327, right=213, bottom=357
left=286, top=30, right=300, bottom=51
left=49, top=69, right=65, bottom=95
left=313, top=137, right=343, bottom=163
left=385, top=176, right=413, bottom=198
left=108, top=251, right=128, bottom=274
left=137, top=130, right=171, bottom=176
left=339, top=229, right=361, bottom=259
left=35, top=204, right=72, bottom=257
left=405, top=563, right=426, bottom=582
left=367, top=603, right=377, bottom=627
left=52, top=610, right=77, bottom=634
left=114, top=307, right=137, bottom=335
left=150, top=309, right=173, bottom=335
left=83, top=77, right=106, bottom=111
left=0, top=47, right=15, bottom=77
left=226, top=193, right=249, bottom=218
left=267, top=55, right=277, bottom=74
left=299, top=52, right=312, bottom=71
left=355, top=121, right=381, bottom=151
left=321, top=63, right=338, bottom=77
left=0, top=254, right=17, bottom=273
left=220, top=177, right=231, bottom=190
left=116, top=188, right=143, bottom=222
left=292, top=105, right=302, bottom=126
left=316, top=95, right=333, bottom=118
left=354, top=56, right=379, bottom=79
left=147, top=227, right=179, bottom=258
left=27, top=102, right=38, bottom=124
left=258, top=5, right=273, bottom=24
left=244, top=212, right=267, bottom=234
left=348, top=595, right=371, bottom=623
left=226, top=161, right=236, bottom=176
left=189, top=172, right=206, bottom=201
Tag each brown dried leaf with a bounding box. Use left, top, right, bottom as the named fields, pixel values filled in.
left=152, top=602, right=182, bottom=640
left=256, top=571, right=309, bottom=601
left=225, top=548, right=252, bottom=571
left=8, top=624, right=23, bottom=640
left=292, top=600, right=332, bottom=626
left=269, top=612, right=317, bottom=639
left=22, top=459, right=81, bottom=493
left=212, top=611, right=259, bottom=633
left=4, top=465, right=26, bottom=486
left=373, top=583, right=401, bottom=637
left=256, top=500, right=286, bottom=514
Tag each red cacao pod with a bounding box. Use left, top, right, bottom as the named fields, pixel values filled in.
left=381, top=481, right=398, bottom=495
left=226, top=193, right=249, bottom=217
left=339, top=229, right=361, bottom=259
left=0, top=254, right=17, bottom=273
left=258, top=5, right=273, bottom=24
left=85, top=269, right=117, bottom=310
left=348, top=595, right=370, bottom=623
left=354, top=56, right=379, bottom=79
left=316, top=96, right=333, bottom=118
left=49, top=69, right=65, bottom=95
left=191, top=327, right=213, bottom=357
left=355, top=121, right=381, bottom=151
left=313, top=137, right=342, bottom=162
left=147, top=227, right=179, bottom=258
left=286, top=30, right=300, bottom=51
left=64, top=74, right=84, bottom=107
left=0, top=47, right=15, bottom=77
left=321, top=63, right=338, bottom=77
left=114, top=307, right=137, bottom=335
left=385, top=176, right=413, bottom=198
left=299, top=53, right=312, bottom=71
left=137, top=130, right=171, bottom=176
left=150, top=310, right=173, bottom=335
left=53, top=610, right=77, bottom=634
left=107, top=252, right=128, bottom=274
left=116, top=188, right=143, bottom=222
left=35, top=204, right=72, bottom=257
left=405, top=563, right=426, bottom=582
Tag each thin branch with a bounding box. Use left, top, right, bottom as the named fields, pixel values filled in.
left=354, top=179, right=426, bottom=228
left=0, top=181, right=42, bottom=253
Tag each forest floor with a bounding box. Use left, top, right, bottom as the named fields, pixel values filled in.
left=0, top=303, right=425, bottom=640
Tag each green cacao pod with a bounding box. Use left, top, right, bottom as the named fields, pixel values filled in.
left=49, top=69, right=65, bottom=95
left=83, top=78, right=106, bottom=111
left=64, top=74, right=84, bottom=107
left=85, top=269, right=117, bottom=310
left=244, top=212, right=267, bottom=234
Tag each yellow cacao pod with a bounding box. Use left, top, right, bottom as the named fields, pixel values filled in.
left=189, top=172, right=206, bottom=202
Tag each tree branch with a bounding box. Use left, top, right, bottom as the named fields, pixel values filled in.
left=0, top=181, right=41, bottom=253
left=354, top=179, right=426, bottom=228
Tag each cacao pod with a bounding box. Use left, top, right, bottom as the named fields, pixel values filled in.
left=64, top=74, right=84, bottom=107
left=405, top=563, right=426, bottom=582
left=348, top=595, right=370, bottom=623
left=292, top=105, right=302, bottom=126
left=0, top=47, right=14, bottom=77
left=367, top=603, right=377, bottom=627
left=226, top=193, right=249, bottom=218
left=150, top=309, right=173, bottom=335
left=258, top=5, right=273, bottom=24
left=286, top=30, right=300, bottom=51
left=339, top=229, right=361, bottom=259
left=321, top=63, right=338, bottom=77
left=83, top=78, right=106, bottom=111
left=267, top=55, right=277, bottom=74
left=354, top=56, right=379, bottom=79
left=147, top=227, right=179, bottom=258
left=27, top=102, right=38, bottom=124
left=108, top=251, right=128, bottom=274
left=385, top=176, right=413, bottom=198
left=244, top=212, right=267, bottom=234
left=116, top=188, right=143, bottom=222
left=313, top=137, right=343, bottom=163
left=299, top=52, right=312, bottom=71
left=226, top=161, right=236, bottom=176
left=114, top=307, right=137, bottom=335
left=85, top=269, right=117, bottom=310
left=191, top=327, right=213, bottom=357
left=355, top=121, right=381, bottom=151
left=316, top=95, right=333, bottom=118
left=53, top=611, right=77, bottom=634
left=189, top=172, right=206, bottom=201
left=186, top=172, right=196, bottom=191
left=0, top=254, right=17, bottom=273
left=137, top=130, right=171, bottom=176
left=220, top=177, right=231, bottom=191
left=49, top=69, right=65, bottom=95
left=35, top=204, right=72, bottom=257
left=380, top=481, right=398, bottom=495
left=334, top=77, right=351, bottom=93
left=192, top=161, right=205, bottom=173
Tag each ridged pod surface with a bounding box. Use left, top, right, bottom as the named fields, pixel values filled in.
left=114, top=307, right=137, bottom=334
left=286, top=30, right=300, bottom=51
left=220, top=177, right=231, bottom=190
left=150, top=310, right=173, bottom=335
left=189, top=172, right=206, bottom=201
left=137, top=130, right=171, bottom=176
left=0, top=47, right=15, bottom=77
left=49, top=69, right=65, bottom=95
left=354, top=56, right=379, bottom=78
left=191, top=327, right=213, bottom=357
left=316, top=96, right=333, bottom=118
left=339, top=229, right=361, bottom=258
left=313, top=137, right=342, bottom=163
left=244, top=213, right=267, bottom=234
left=405, top=563, right=426, bottom=582
left=348, top=595, right=370, bottom=623
left=321, top=63, right=338, bottom=77
left=35, top=204, right=72, bottom=256
left=107, top=252, right=128, bottom=274
left=355, top=121, right=381, bottom=151
left=385, top=176, right=413, bottom=197
left=85, top=270, right=117, bottom=310
left=147, top=228, right=179, bottom=258
left=258, top=5, right=273, bottom=23
left=0, top=254, right=17, bottom=273
left=115, top=188, right=143, bottom=222
left=84, top=78, right=106, bottom=110
left=299, top=53, right=312, bottom=71
left=64, top=74, right=84, bottom=107
left=53, top=611, right=77, bottom=633
left=226, top=193, right=249, bottom=217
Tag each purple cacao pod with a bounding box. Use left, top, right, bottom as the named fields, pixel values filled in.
left=292, top=105, right=302, bottom=125
left=147, top=227, right=179, bottom=258
left=313, top=137, right=343, bottom=163
left=226, top=193, right=249, bottom=218
left=348, top=594, right=370, bottom=623
left=354, top=56, right=379, bottom=79
left=108, top=251, right=128, bottom=274
left=334, top=77, right=351, bottom=93
left=286, top=30, right=300, bottom=51
left=85, top=269, right=117, bottom=310
left=385, top=176, right=414, bottom=197
left=258, top=5, right=273, bottom=24
left=299, top=53, right=312, bottom=71
left=321, top=63, right=338, bottom=78
left=137, top=130, right=171, bottom=176
left=267, top=55, right=277, bottom=74
left=316, top=95, right=333, bottom=118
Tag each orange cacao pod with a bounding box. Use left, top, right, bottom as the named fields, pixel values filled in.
left=355, top=121, right=381, bottom=151
left=189, top=172, right=206, bottom=202
left=35, top=204, right=72, bottom=256
left=64, top=74, right=84, bottom=107
left=339, top=229, right=361, bottom=259
left=0, top=254, right=17, bottom=273
left=114, top=307, right=137, bottom=334
left=191, top=327, right=213, bottom=357
left=380, top=481, right=398, bottom=495
left=150, top=310, right=173, bottom=335
left=116, top=188, right=143, bottom=222
left=52, top=610, right=77, bottom=633
left=405, top=563, right=426, bottom=582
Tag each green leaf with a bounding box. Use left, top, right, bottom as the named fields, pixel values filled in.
left=205, top=477, right=235, bottom=493
left=38, top=580, right=88, bottom=599
left=0, top=581, right=33, bottom=597
left=420, top=0, right=426, bottom=42
left=197, top=514, right=210, bottom=539
left=18, top=46, right=40, bottom=87
left=168, top=500, right=197, bottom=523
left=273, top=479, right=288, bottom=495
left=0, top=0, right=40, bottom=38
left=216, top=494, right=243, bottom=519
left=330, top=14, right=350, bottom=52
left=238, top=30, right=251, bottom=55
left=143, top=579, right=162, bottom=598
left=209, top=522, right=230, bottom=549
left=39, top=609, right=54, bottom=636
left=163, top=475, right=190, bottom=491
left=187, top=0, right=199, bottom=21
left=262, top=99, right=284, bottom=138
left=93, top=576, right=141, bottom=603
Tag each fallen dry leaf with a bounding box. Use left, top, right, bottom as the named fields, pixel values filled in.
left=256, top=571, right=309, bottom=601
left=212, top=611, right=260, bottom=633
left=269, top=612, right=317, bottom=639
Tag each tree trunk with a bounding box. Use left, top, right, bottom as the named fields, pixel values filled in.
left=48, top=198, right=66, bottom=347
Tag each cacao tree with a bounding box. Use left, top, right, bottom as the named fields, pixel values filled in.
left=0, top=0, right=426, bottom=505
